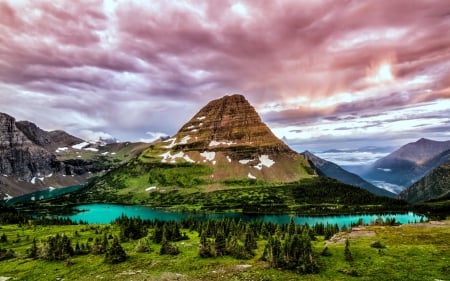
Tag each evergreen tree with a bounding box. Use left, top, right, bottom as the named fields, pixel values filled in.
left=27, top=238, right=38, bottom=258
left=199, top=232, right=213, bottom=258
left=105, top=237, right=127, bottom=264
left=214, top=230, right=227, bottom=257
left=344, top=238, right=353, bottom=262
left=0, top=233, right=7, bottom=243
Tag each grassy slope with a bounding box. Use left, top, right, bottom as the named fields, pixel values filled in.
left=93, top=138, right=314, bottom=199
left=0, top=221, right=449, bottom=280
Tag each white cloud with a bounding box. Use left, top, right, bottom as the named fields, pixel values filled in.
left=139, top=131, right=168, bottom=143
left=78, top=130, right=114, bottom=142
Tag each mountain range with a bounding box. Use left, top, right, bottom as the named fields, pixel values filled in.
left=361, top=139, right=450, bottom=193
left=0, top=112, right=147, bottom=199
left=1, top=94, right=448, bottom=205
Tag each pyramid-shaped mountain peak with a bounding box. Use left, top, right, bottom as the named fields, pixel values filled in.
left=140, top=94, right=312, bottom=183
left=173, top=94, right=293, bottom=155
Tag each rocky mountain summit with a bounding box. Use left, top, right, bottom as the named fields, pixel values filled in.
left=176, top=94, right=293, bottom=155
left=139, top=94, right=313, bottom=183
left=16, top=120, right=83, bottom=151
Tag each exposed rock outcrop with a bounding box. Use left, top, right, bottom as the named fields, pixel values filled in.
left=0, top=113, right=56, bottom=180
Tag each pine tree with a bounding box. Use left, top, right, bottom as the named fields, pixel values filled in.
left=344, top=238, right=353, bottom=262
left=27, top=238, right=38, bottom=258
left=104, top=237, right=127, bottom=264
left=214, top=230, right=227, bottom=257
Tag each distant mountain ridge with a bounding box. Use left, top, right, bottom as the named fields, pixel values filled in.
left=16, top=120, right=83, bottom=151
left=362, top=138, right=450, bottom=191
left=302, top=151, right=395, bottom=197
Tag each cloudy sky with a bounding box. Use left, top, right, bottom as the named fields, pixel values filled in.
left=1, top=0, right=450, bottom=155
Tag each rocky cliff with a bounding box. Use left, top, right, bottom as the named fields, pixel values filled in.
left=0, top=113, right=56, bottom=179
left=16, top=121, right=82, bottom=151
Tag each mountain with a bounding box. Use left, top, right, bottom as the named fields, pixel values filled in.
left=140, top=94, right=313, bottom=183
left=362, top=138, right=450, bottom=191
left=0, top=113, right=57, bottom=180
left=302, top=151, right=395, bottom=197
left=399, top=161, right=450, bottom=203
left=85, top=94, right=315, bottom=203
left=15, top=121, right=83, bottom=151
left=0, top=112, right=148, bottom=199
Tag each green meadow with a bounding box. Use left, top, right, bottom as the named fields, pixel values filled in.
left=0, top=219, right=449, bottom=281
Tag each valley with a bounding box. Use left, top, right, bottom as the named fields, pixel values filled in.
left=1, top=95, right=449, bottom=281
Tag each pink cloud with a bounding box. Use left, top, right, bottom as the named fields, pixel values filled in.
left=0, top=0, right=448, bottom=145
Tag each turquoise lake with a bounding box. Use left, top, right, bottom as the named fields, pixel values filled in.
left=59, top=203, right=426, bottom=227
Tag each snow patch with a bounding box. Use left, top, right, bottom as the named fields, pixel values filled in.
left=31, top=177, right=36, bottom=184
left=84, top=147, right=99, bottom=152
left=101, top=152, right=109, bottom=155
left=55, top=147, right=68, bottom=153
left=46, top=173, right=53, bottom=178
left=2, top=175, right=7, bottom=177
left=254, top=155, right=275, bottom=170
left=200, top=151, right=216, bottom=162
left=199, top=123, right=203, bottom=126
left=179, top=135, right=191, bottom=144
left=111, top=152, right=116, bottom=155
left=187, top=125, right=195, bottom=130
left=38, top=177, right=44, bottom=182
left=162, top=138, right=177, bottom=148
left=248, top=173, right=256, bottom=179
left=3, top=193, right=13, bottom=200
left=226, top=156, right=232, bottom=163
left=72, top=142, right=89, bottom=149
left=145, top=186, right=157, bottom=192
left=160, top=151, right=190, bottom=163
left=239, top=159, right=252, bottom=164
left=163, top=136, right=191, bottom=148
left=183, top=155, right=195, bottom=163
left=209, top=140, right=236, bottom=147
left=212, top=160, right=217, bottom=165
left=48, top=186, right=55, bottom=191
left=197, top=116, right=206, bottom=120
left=191, top=129, right=198, bottom=133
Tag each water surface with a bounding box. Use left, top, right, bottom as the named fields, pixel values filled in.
left=60, top=203, right=425, bottom=227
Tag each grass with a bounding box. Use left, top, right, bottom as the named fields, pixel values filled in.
left=0, top=221, right=449, bottom=280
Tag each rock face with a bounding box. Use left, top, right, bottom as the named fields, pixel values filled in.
left=176, top=94, right=293, bottom=156
left=302, top=151, right=395, bottom=197
left=362, top=138, right=450, bottom=189
left=399, top=162, right=450, bottom=203
left=16, top=121, right=82, bottom=151
left=0, top=113, right=56, bottom=179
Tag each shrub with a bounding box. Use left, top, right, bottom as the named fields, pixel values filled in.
left=370, top=241, right=386, bottom=249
